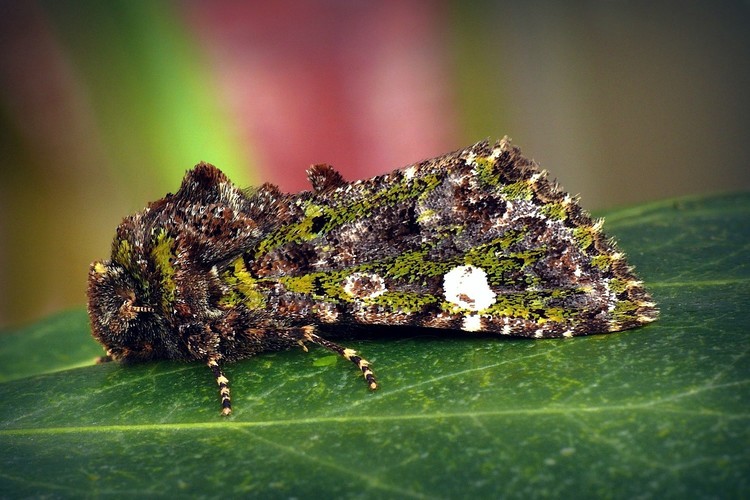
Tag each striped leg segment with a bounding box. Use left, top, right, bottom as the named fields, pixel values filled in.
left=301, top=326, right=378, bottom=390
left=207, top=358, right=232, bottom=416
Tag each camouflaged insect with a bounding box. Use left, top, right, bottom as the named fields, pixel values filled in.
left=88, top=137, right=658, bottom=415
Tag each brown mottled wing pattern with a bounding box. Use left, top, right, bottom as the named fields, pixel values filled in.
left=237, top=138, right=658, bottom=338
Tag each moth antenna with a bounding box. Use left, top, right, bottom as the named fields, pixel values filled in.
left=301, top=326, right=378, bottom=390
left=207, top=357, right=232, bottom=415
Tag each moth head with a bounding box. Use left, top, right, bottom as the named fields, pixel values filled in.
left=87, top=260, right=164, bottom=361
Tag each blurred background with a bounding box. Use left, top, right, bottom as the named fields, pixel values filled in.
left=1, top=0, right=749, bottom=329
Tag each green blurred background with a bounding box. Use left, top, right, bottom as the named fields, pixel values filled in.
left=1, top=0, right=749, bottom=329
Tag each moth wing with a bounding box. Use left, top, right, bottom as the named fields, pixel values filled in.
left=242, top=139, right=657, bottom=338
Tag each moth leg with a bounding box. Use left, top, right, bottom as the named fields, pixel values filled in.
left=207, top=357, right=232, bottom=416
left=300, top=326, right=378, bottom=390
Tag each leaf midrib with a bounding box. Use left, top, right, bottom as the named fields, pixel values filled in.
left=648, top=278, right=750, bottom=288
left=4, top=390, right=749, bottom=437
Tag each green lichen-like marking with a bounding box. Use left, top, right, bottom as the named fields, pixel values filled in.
left=114, top=238, right=132, bottom=268
left=608, top=277, right=628, bottom=294
left=219, top=257, right=266, bottom=310
left=391, top=174, right=442, bottom=204
left=278, top=273, right=317, bottom=295
left=465, top=245, right=544, bottom=276
left=434, top=288, right=578, bottom=323
left=254, top=202, right=334, bottom=257
left=151, top=230, right=177, bottom=307
left=483, top=293, right=535, bottom=319
left=254, top=174, right=443, bottom=259
left=611, top=299, right=640, bottom=325
left=591, top=254, right=612, bottom=271
left=541, top=201, right=568, bottom=221
left=112, top=237, right=151, bottom=290
left=278, top=271, right=352, bottom=303
left=366, top=290, right=440, bottom=314
left=379, top=249, right=450, bottom=282
left=472, top=156, right=500, bottom=186
left=573, top=225, right=596, bottom=250
left=500, top=180, right=535, bottom=201
left=250, top=218, right=564, bottom=318
left=375, top=228, right=537, bottom=285
left=536, top=306, right=567, bottom=324
left=484, top=293, right=537, bottom=320
left=495, top=227, right=530, bottom=250
left=461, top=231, right=545, bottom=287
left=416, top=208, right=436, bottom=223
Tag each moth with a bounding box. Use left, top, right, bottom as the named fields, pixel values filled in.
left=88, top=138, right=658, bottom=415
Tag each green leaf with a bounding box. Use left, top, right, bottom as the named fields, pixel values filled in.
left=1, top=193, right=748, bottom=498
left=0, top=310, right=102, bottom=383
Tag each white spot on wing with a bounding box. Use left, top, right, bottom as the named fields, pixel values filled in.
left=574, top=265, right=582, bottom=278
left=443, top=265, right=496, bottom=311
left=462, top=314, right=483, bottom=332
